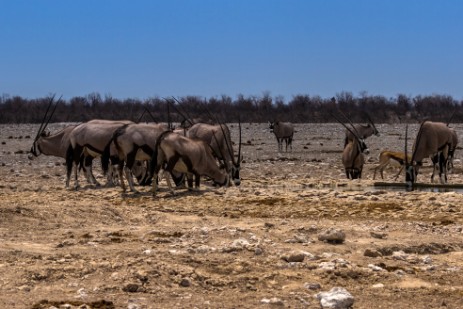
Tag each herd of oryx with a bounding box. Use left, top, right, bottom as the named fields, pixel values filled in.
left=29, top=97, right=459, bottom=194
left=29, top=97, right=242, bottom=194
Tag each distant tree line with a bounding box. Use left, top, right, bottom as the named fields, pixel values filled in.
left=0, top=92, right=462, bottom=124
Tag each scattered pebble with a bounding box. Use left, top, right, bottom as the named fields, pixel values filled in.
left=318, top=228, right=346, bottom=244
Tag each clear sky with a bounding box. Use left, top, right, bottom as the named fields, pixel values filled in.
left=1, top=0, right=462, bottom=101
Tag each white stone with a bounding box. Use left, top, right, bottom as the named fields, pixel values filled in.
left=316, top=287, right=355, bottom=309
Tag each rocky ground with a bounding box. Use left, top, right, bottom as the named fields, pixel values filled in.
left=1, top=122, right=462, bottom=309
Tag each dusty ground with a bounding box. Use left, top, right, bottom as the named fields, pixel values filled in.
left=1, top=122, right=463, bottom=309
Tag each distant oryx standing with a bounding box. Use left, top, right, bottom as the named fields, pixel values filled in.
left=150, top=131, right=229, bottom=195
left=333, top=113, right=369, bottom=179
left=66, top=119, right=133, bottom=189
left=268, top=121, right=294, bottom=152
left=187, top=122, right=242, bottom=186
left=342, top=133, right=369, bottom=179
left=405, top=121, right=456, bottom=185
left=112, top=123, right=168, bottom=192
left=344, top=118, right=379, bottom=147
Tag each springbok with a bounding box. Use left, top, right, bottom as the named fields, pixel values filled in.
left=268, top=121, right=294, bottom=152
left=112, top=123, right=168, bottom=192
left=66, top=119, right=133, bottom=189
left=405, top=121, right=455, bottom=185
left=372, top=150, right=412, bottom=180
left=150, top=131, right=229, bottom=195
left=187, top=122, right=242, bottom=186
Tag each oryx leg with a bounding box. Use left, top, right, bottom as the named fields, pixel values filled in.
left=431, top=154, right=439, bottom=183
left=83, top=155, right=100, bottom=186
left=439, top=148, right=449, bottom=184
left=186, top=173, right=194, bottom=190
left=124, top=151, right=138, bottom=192
left=71, top=145, right=84, bottom=190
left=116, top=160, right=127, bottom=192
left=65, top=146, right=73, bottom=188
left=193, top=173, right=200, bottom=190
left=107, top=156, right=121, bottom=186
left=151, top=153, right=165, bottom=196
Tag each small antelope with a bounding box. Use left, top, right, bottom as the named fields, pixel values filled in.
left=373, top=150, right=412, bottom=180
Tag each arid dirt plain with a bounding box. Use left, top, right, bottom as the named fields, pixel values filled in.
left=1, top=123, right=463, bottom=309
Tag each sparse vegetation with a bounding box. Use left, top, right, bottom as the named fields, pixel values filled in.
left=0, top=92, right=461, bottom=124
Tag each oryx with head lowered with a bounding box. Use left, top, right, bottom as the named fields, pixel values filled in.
left=186, top=122, right=242, bottom=186
left=268, top=121, right=294, bottom=152
left=150, top=130, right=229, bottom=195
left=405, top=121, right=456, bottom=186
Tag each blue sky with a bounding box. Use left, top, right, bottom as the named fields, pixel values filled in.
left=1, top=0, right=462, bottom=101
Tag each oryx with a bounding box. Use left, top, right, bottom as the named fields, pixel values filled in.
left=29, top=96, right=100, bottom=184
left=430, top=127, right=458, bottom=182
left=186, top=122, right=242, bottom=186
left=150, top=131, right=229, bottom=195
left=405, top=121, right=455, bottom=185
left=342, top=134, right=369, bottom=179
left=30, top=124, right=98, bottom=184
left=66, top=119, right=133, bottom=189
left=112, top=123, right=168, bottom=192
left=268, top=121, right=294, bottom=152
left=372, top=150, right=412, bottom=180
left=333, top=113, right=369, bottom=179
left=344, top=116, right=379, bottom=147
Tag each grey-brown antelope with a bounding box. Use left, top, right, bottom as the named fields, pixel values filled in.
left=187, top=122, right=242, bottom=186
left=268, top=121, right=294, bottom=152
left=405, top=121, right=456, bottom=185
left=150, top=131, right=229, bottom=195
left=344, top=115, right=379, bottom=147
left=66, top=119, right=133, bottom=189
left=112, top=123, right=168, bottom=192
left=333, top=113, right=370, bottom=179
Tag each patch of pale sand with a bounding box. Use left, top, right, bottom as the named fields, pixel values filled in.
left=396, top=278, right=434, bottom=289
left=0, top=241, right=55, bottom=255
